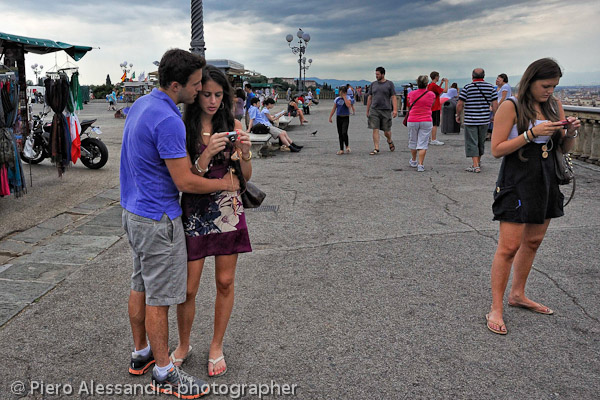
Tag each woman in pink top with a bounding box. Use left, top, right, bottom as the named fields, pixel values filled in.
left=407, top=75, right=436, bottom=172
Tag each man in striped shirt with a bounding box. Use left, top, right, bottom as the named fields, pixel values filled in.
left=456, top=68, right=498, bottom=173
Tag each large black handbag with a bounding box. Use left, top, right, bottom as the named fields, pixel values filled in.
left=241, top=182, right=266, bottom=208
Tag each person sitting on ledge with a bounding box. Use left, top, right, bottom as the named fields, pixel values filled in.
left=249, top=97, right=302, bottom=152
left=287, top=95, right=308, bottom=125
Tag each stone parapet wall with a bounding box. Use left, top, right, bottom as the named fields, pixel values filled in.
left=564, top=105, right=600, bottom=165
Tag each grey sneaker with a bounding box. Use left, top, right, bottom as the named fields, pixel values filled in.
left=129, top=351, right=155, bottom=375
left=417, top=165, right=425, bottom=172
left=409, top=159, right=418, bottom=168
left=430, top=139, right=445, bottom=145
left=151, top=366, right=210, bottom=398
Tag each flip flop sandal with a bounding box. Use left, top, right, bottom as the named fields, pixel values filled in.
left=369, top=149, right=380, bottom=155
left=169, top=345, right=193, bottom=367
left=388, top=141, right=395, bottom=151
left=507, top=301, right=554, bottom=315
left=208, top=355, right=227, bottom=377
left=336, top=150, right=344, bottom=155
left=346, top=147, right=351, bottom=154
left=486, top=314, right=507, bottom=335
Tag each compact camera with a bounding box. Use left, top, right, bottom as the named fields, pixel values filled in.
left=226, top=131, right=238, bottom=142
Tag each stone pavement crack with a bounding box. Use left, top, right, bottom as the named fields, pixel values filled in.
left=429, top=176, right=499, bottom=244
left=251, top=228, right=498, bottom=254
left=532, top=266, right=600, bottom=324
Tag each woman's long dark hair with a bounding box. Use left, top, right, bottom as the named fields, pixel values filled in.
left=516, top=58, right=562, bottom=134
left=182, top=65, right=246, bottom=191
left=183, top=65, right=235, bottom=163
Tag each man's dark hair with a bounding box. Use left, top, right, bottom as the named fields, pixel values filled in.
left=376, top=66, right=385, bottom=75
left=245, top=83, right=253, bottom=90
left=264, top=98, right=275, bottom=106
left=158, top=49, right=205, bottom=89
left=250, top=97, right=260, bottom=105
left=430, top=71, right=439, bottom=80
left=472, top=68, right=485, bottom=79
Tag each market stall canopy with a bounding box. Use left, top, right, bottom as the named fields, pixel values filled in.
left=0, top=31, right=93, bottom=61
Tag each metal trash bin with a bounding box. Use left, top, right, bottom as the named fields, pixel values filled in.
left=441, top=99, right=461, bottom=134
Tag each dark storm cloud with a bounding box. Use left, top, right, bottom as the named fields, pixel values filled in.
left=204, top=0, right=532, bottom=52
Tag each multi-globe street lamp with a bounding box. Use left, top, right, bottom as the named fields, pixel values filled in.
left=286, top=28, right=310, bottom=92
left=119, top=61, right=133, bottom=81
left=31, top=63, right=44, bottom=85
left=300, top=57, right=312, bottom=92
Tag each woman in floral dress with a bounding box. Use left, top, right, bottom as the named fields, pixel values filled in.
left=170, top=65, right=252, bottom=377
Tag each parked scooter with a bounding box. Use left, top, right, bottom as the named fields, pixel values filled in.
left=21, top=110, right=108, bottom=169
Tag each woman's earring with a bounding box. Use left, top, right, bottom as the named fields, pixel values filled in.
left=220, top=103, right=225, bottom=110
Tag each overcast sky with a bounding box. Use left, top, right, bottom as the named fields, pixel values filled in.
left=2, top=0, right=599, bottom=86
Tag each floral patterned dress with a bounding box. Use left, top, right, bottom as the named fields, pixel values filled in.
left=181, top=144, right=251, bottom=260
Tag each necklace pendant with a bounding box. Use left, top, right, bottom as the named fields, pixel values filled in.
left=541, top=145, right=548, bottom=152
left=542, top=151, right=549, bottom=159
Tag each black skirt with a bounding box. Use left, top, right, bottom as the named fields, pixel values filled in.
left=492, top=142, right=564, bottom=224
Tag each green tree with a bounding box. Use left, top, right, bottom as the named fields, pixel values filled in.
left=248, top=75, right=268, bottom=84
left=91, top=84, right=112, bottom=100
left=106, top=74, right=112, bottom=86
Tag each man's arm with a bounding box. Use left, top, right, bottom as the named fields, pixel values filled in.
left=391, top=93, right=398, bottom=118
left=366, top=95, right=372, bottom=116
left=455, top=99, right=464, bottom=123
left=165, top=157, right=239, bottom=194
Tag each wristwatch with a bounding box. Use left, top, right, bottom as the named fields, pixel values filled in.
left=241, top=151, right=252, bottom=161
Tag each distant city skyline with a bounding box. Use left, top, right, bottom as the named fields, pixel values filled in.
left=2, top=0, right=599, bottom=86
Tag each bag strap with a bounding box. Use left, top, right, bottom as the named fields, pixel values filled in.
left=472, top=83, right=492, bottom=106
left=408, top=90, right=429, bottom=112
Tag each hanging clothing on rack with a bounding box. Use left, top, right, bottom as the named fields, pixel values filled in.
left=45, top=74, right=71, bottom=176
left=65, top=112, right=81, bottom=163
left=0, top=70, right=26, bottom=197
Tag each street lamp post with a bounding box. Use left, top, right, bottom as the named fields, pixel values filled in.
left=31, top=63, right=44, bottom=86
left=190, top=0, right=206, bottom=57
left=119, top=61, right=133, bottom=105
left=286, top=28, right=310, bottom=93
left=300, top=57, right=312, bottom=91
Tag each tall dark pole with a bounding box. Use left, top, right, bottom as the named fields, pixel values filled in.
left=298, top=54, right=302, bottom=92
left=190, top=0, right=206, bottom=57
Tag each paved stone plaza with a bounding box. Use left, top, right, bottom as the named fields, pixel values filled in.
left=1, top=99, right=599, bottom=399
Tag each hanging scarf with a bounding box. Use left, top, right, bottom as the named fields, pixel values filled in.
left=45, top=75, right=71, bottom=176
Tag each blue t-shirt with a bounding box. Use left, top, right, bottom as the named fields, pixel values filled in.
left=245, top=92, right=256, bottom=111
left=335, top=96, right=350, bottom=116
left=120, top=89, right=187, bottom=221
left=249, top=105, right=271, bottom=126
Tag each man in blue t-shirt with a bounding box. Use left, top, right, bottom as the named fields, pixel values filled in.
left=120, top=48, right=239, bottom=397
left=244, top=83, right=256, bottom=129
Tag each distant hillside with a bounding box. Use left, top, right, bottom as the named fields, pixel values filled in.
left=310, top=76, right=481, bottom=90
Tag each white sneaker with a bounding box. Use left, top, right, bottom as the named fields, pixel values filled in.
left=430, top=139, right=445, bottom=145
left=417, top=165, right=425, bottom=172
left=409, top=159, right=418, bottom=168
